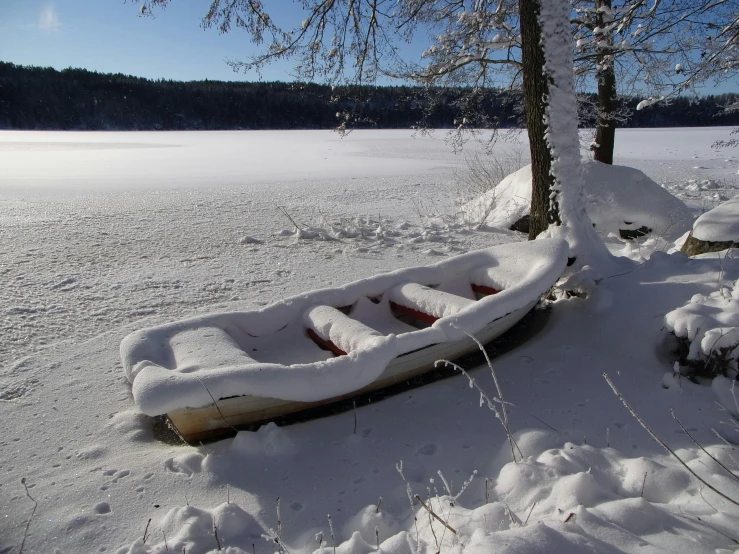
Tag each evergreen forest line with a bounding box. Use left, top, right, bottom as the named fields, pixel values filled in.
left=1, top=62, right=738, bottom=131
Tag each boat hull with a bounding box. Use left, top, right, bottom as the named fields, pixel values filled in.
left=167, top=299, right=536, bottom=443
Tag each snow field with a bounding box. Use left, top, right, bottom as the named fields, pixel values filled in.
left=1, top=175, right=514, bottom=377
left=1, top=129, right=739, bottom=554
left=0, top=130, right=459, bottom=191
left=123, top=432, right=739, bottom=554
left=115, top=246, right=739, bottom=554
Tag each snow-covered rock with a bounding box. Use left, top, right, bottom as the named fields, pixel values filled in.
left=462, top=161, right=693, bottom=239
left=681, top=194, right=739, bottom=256
left=694, top=195, right=739, bottom=242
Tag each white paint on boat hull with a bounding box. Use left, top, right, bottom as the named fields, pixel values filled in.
left=167, top=300, right=536, bottom=442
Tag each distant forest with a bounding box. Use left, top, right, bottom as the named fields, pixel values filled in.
left=1, top=61, right=738, bottom=131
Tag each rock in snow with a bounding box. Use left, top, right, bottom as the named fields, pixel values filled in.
left=462, top=161, right=694, bottom=239
left=681, top=194, right=739, bottom=256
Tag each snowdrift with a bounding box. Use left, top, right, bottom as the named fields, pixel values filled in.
left=462, top=161, right=694, bottom=238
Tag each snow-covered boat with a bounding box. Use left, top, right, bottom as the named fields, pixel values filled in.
left=121, top=239, right=568, bottom=442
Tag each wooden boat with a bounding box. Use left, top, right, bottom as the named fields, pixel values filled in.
left=121, top=239, right=568, bottom=442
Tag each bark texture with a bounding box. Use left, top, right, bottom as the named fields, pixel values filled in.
left=520, top=0, right=558, bottom=240
left=593, top=0, right=616, bottom=165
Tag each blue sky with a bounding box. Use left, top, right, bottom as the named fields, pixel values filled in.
left=1, top=1, right=736, bottom=94
left=0, top=0, right=311, bottom=82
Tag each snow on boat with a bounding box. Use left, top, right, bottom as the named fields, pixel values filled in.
left=121, top=239, right=568, bottom=442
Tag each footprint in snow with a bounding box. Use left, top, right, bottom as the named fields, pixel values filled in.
left=50, top=277, right=77, bottom=290
left=75, top=444, right=107, bottom=460
left=164, top=452, right=204, bottom=477
left=417, top=444, right=438, bottom=456
left=423, top=249, right=445, bottom=256
left=94, top=502, right=111, bottom=515
left=0, top=377, right=39, bottom=400
left=240, top=236, right=263, bottom=245
left=101, top=469, right=130, bottom=483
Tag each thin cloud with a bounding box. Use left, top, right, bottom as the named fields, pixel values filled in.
left=39, top=4, right=61, bottom=32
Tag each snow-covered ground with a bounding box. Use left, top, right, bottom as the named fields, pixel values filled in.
left=1, top=128, right=738, bottom=554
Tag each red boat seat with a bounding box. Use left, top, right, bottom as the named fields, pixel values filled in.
left=388, top=282, right=475, bottom=323
left=305, top=305, right=385, bottom=356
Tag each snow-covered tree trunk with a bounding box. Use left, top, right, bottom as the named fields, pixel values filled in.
left=529, top=0, right=614, bottom=268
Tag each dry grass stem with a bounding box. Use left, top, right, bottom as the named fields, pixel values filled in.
left=19, top=478, right=38, bottom=554
left=414, top=494, right=457, bottom=535
left=604, top=373, right=739, bottom=508
left=671, top=409, right=739, bottom=482
left=453, top=325, right=521, bottom=459
left=143, top=517, right=152, bottom=544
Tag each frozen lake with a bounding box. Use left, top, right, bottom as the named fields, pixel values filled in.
left=1, top=127, right=737, bottom=193
left=0, top=130, right=464, bottom=192
left=1, top=128, right=738, bottom=368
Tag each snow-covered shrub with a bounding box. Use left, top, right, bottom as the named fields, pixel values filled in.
left=454, top=148, right=527, bottom=227
left=461, top=161, right=694, bottom=240
left=665, top=277, right=739, bottom=378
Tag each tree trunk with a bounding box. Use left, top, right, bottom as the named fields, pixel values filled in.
left=593, top=0, right=617, bottom=165
left=523, top=0, right=615, bottom=270
left=593, top=65, right=616, bottom=164
left=520, top=0, right=558, bottom=240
